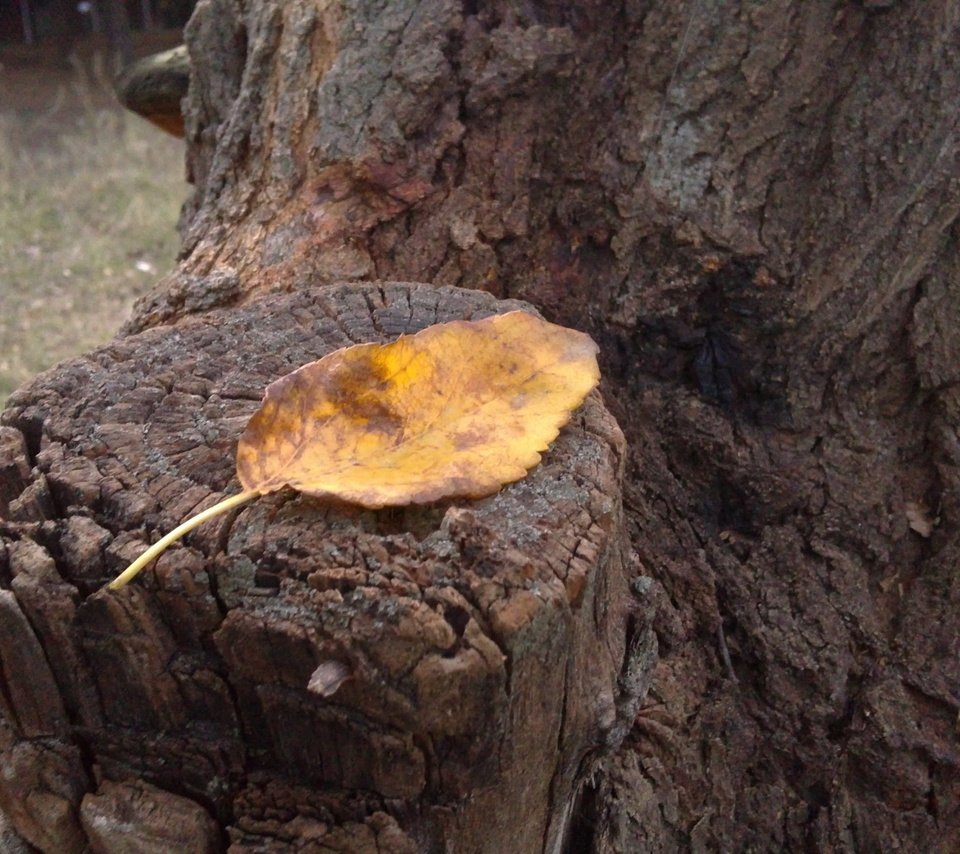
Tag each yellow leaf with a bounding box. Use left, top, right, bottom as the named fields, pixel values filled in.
left=237, top=311, right=599, bottom=506
left=108, top=311, right=599, bottom=589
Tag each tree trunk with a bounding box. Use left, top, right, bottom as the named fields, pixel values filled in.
left=44, top=0, right=85, bottom=59
left=98, top=0, right=134, bottom=70
left=5, top=0, right=960, bottom=851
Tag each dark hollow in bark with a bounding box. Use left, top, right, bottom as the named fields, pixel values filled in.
left=0, top=282, right=644, bottom=853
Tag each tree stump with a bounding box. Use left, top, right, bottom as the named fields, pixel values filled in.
left=0, top=282, right=645, bottom=853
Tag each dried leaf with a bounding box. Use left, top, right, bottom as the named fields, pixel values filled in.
left=307, top=660, right=352, bottom=697
left=237, top=311, right=599, bottom=506
left=905, top=501, right=936, bottom=538
left=108, top=310, right=599, bottom=589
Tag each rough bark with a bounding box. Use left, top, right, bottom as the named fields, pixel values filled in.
left=5, top=0, right=960, bottom=851
left=0, top=283, right=638, bottom=852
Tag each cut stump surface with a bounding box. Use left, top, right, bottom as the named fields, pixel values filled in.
left=0, top=283, right=642, bottom=853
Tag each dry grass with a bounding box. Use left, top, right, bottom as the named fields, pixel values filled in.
left=0, top=55, right=187, bottom=407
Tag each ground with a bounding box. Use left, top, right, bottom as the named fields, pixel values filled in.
left=0, top=33, right=187, bottom=407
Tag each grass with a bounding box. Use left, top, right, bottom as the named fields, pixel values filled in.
left=0, top=57, right=187, bottom=408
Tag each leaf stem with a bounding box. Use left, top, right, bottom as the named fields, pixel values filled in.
left=107, top=490, right=259, bottom=591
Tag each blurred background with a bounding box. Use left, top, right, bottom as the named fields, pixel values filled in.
left=0, top=1, right=197, bottom=406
